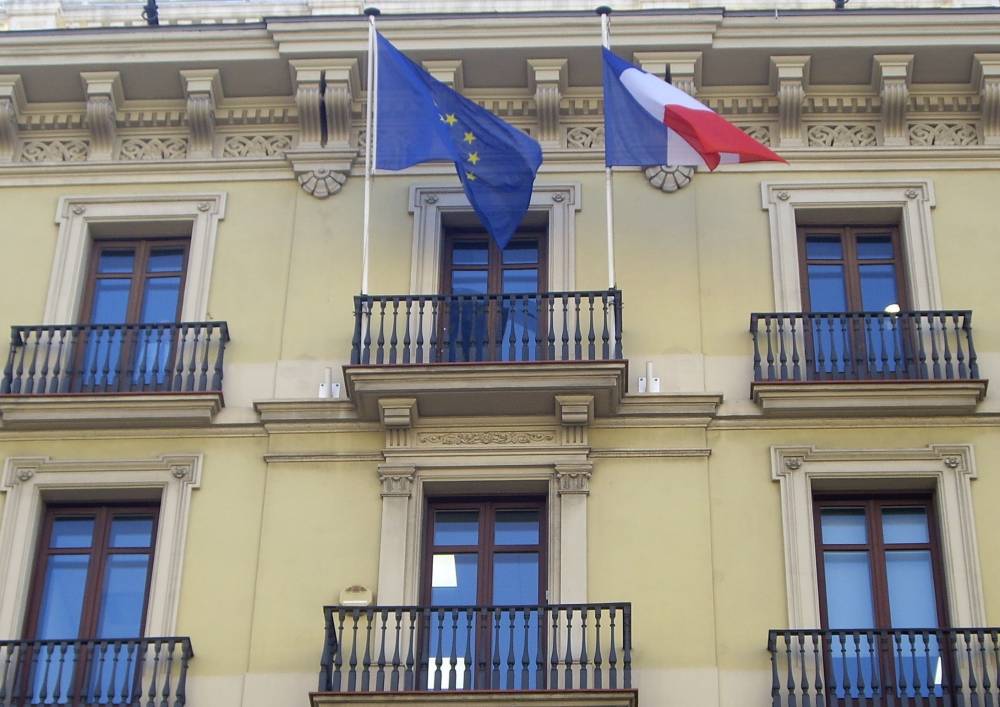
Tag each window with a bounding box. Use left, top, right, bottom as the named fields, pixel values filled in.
left=75, top=239, right=189, bottom=390
left=797, top=226, right=908, bottom=377
left=440, top=228, right=546, bottom=361
left=422, top=498, right=545, bottom=690
left=798, top=226, right=907, bottom=313
left=814, top=496, right=947, bottom=699
left=22, top=503, right=159, bottom=701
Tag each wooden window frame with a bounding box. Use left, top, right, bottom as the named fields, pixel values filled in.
left=797, top=225, right=910, bottom=313
left=438, top=228, right=548, bottom=298
left=22, top=502, right=161, bottom=643
left=77, top=238, right=190, bottom=327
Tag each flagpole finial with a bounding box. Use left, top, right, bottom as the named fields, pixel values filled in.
left=595, top=5, right=612, bottom=15
left=364, top=6, right=380, bottom=16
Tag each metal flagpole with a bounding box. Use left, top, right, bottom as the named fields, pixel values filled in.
left=596, top=6, right=615, bottom=289
left=360, top=7, right=380, bottom=295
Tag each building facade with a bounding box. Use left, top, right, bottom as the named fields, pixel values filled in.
left=1, top=3, right=1000, bottom=707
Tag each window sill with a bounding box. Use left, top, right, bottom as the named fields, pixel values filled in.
left=311, top=690, right=638, bottom=707
left=0, top=392, right=222, bottom=430
left=751, top=380, right=988, bottom=416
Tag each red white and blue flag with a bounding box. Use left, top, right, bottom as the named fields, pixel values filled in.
left=602, top=48, right=785, bottom=169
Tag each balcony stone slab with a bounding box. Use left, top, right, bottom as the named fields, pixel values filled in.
left=0, top=393, right=222, bottom=430
left=343, top=361, right=628, bottom=421
left=751, top=380, right=988, bottom=416
left=311, top=691, right=638, bottom=707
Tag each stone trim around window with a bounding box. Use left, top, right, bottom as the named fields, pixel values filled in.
left=0, top=454, right=202, bottom=638
left=407, top=183, right=580, bottom=296
left=375, top=452, right=591, bottom=608
left=771, top=444, right=984, bottom=630
left=45, top=193, right=227, bottom=325
left=760, top=180, right=941, bottom=312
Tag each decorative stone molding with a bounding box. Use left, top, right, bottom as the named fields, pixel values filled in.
left=422, top=59, right=464, bottom=91
left=806, top=123, right=877, bottom=147
left=633, top=52, right=702, bottom=97
left=770, top=56, right=810, bottom=148
left=119, top=136, right=189, bottom=161
left=323, top=59, right=360, bottom=150
left=180, top=69, right=221, bottom=159
left=740, top=124, right=772, bottom=146
left=0, top=75, right=25, bottom=161
left=555, top=395, right=594, bottom=427
left=81, top=71, right=122, bottom=161
left=379, top=397, right=419, bottom=430
left=761, top=180, right=941, bottom=312
left=416, top=431, right=556, bottom=446
left=0, top=454, right=202, bottom=639
left=0, top=393, right=223, bottom=430
left=222, top=134, right=293, bottom=158
left=751, top=381, right=987, bottom=417
left=527, top=59, right=567, bottom=149
left=643, top=165, right=694, bottom=193
left=19, top=138, right=89, bottom=163
left=287, top=149, right=353, bottom=199
left=972, top=54, right=1000, bottom=145
left=565, top=125, right=604, bottom=149
left=291, top=60, right=324, bottom=150
left=771, top=444, right=984, bottom=630
left=908, top=122, right=979, bottom=146
left=873, top=55, right=913, bottom=146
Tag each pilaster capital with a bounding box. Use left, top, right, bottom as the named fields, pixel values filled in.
left=555, top=462, right=593, bottom=495
left=378, top=464, right=416, bottom=498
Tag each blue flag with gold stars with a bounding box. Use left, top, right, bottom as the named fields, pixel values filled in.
left=375, top=32, right=543, bottom=249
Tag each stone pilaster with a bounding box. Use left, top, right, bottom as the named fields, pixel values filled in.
left=323, top=59, right=360, bottom=150
left=973, top=54, right=1000, bottom=145
left=0, top=75, right=25, bottom=162
left=873, top=55, right=913, bottom=146
left=180, top=69, right=221, bottom=159
left=770, top=56, right=810, bottom=148
left=527, top=58, right=567, bottom=149
left=81, top=71, right=122, bottom=161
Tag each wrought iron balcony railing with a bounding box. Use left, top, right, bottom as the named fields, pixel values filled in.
left=769, top=627, right=1000, bottom=707
left=351, top=291, right=623, bottom=365
left=1, top=322, right=230, bottom=396
left=750, top=311, right=979, bottom=383
left=319, top=604, right=631, bottom=693
left=0, top=637, right=193, bottom=707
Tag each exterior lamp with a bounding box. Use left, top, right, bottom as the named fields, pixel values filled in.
left=884, top=303, right=901, bottom=315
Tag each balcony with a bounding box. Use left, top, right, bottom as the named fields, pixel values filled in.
left=0, top=636, right=192, bottom=707
left=344, top=292, right=627, bottom=420
left=0, top=322, right=229, bottom=429
left=749, top=311, right=987, bottom=416
left=314, top=604, right=635, bottom=707
left=769, top=627, right=1000, bottom=707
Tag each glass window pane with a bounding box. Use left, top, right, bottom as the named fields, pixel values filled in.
left=95, top=554, right=151, bottom=638
left=859, top=263, right=899, bottom=311
left=495, top=510, right=540, bottom=545
left=139, top=276, right=181, bottom=323
left=823, top=551, right=876, bottom=629
left=806, top=236, right=843, bottom=260
left=821, top=508, right=867, bottom=544
left=148, top=249, right=184, bottom=273
left=503, top=242, right=539, bottom=265
left=886, top=550, right=939, bottom=628
left=492, top=552, right=540, bottom=604
left=883, top=508, right=930, bottom=544
left=452, top=242, right=488, bottom=266
left=110, top=517, right=155, bottom=548
left=856, top=236, right=894, bottom=260
left=433, top=511, right=479, bottom=545
left=807, top=264, right=847, bottom=312
left=51, top=517, right=95, bottom=548
left=36, top=555, right=90, bottom=639
left=89, top=278, right=132, bottom=324
left=98, top=251, right=135, bottom=274
left=502, top=269, right=539, bottom=294
left=430, top=553, right=478, bottom=604
left=451, top=270, right=488, bottom=296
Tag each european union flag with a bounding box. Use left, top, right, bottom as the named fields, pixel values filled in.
left=375, top=33, right=543, bottom=249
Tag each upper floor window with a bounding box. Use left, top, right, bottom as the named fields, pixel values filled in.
left=798, top=226, right=906, bottom=313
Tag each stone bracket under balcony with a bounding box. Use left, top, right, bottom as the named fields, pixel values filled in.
left=343, top=361, right=628, bottom=421
left=311, top=692, right=638, bottom=707
left=751, top=380, right=988, bottom=416
left=0, top=392, right=223, bottom=430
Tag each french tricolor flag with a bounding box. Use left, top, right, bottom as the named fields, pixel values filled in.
left=603, top=48, right=785, bottom=169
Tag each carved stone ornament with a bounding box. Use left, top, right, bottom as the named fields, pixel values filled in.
left=556, top=464, right=592, bottom=495
left=644, top=165, right=695, bottom=193
left=943, top=456, right=962, bottom=470
left=170, top=464, right=191, bottom=480
left=16, top=467, right=35, bottom=483
left=417, top=431, right=556, bottom=446
left=784, top=456, right=804, bottom=471
left=378, top=466, right=416, bottom=497
left=297, top=167, right=347, bottom=199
